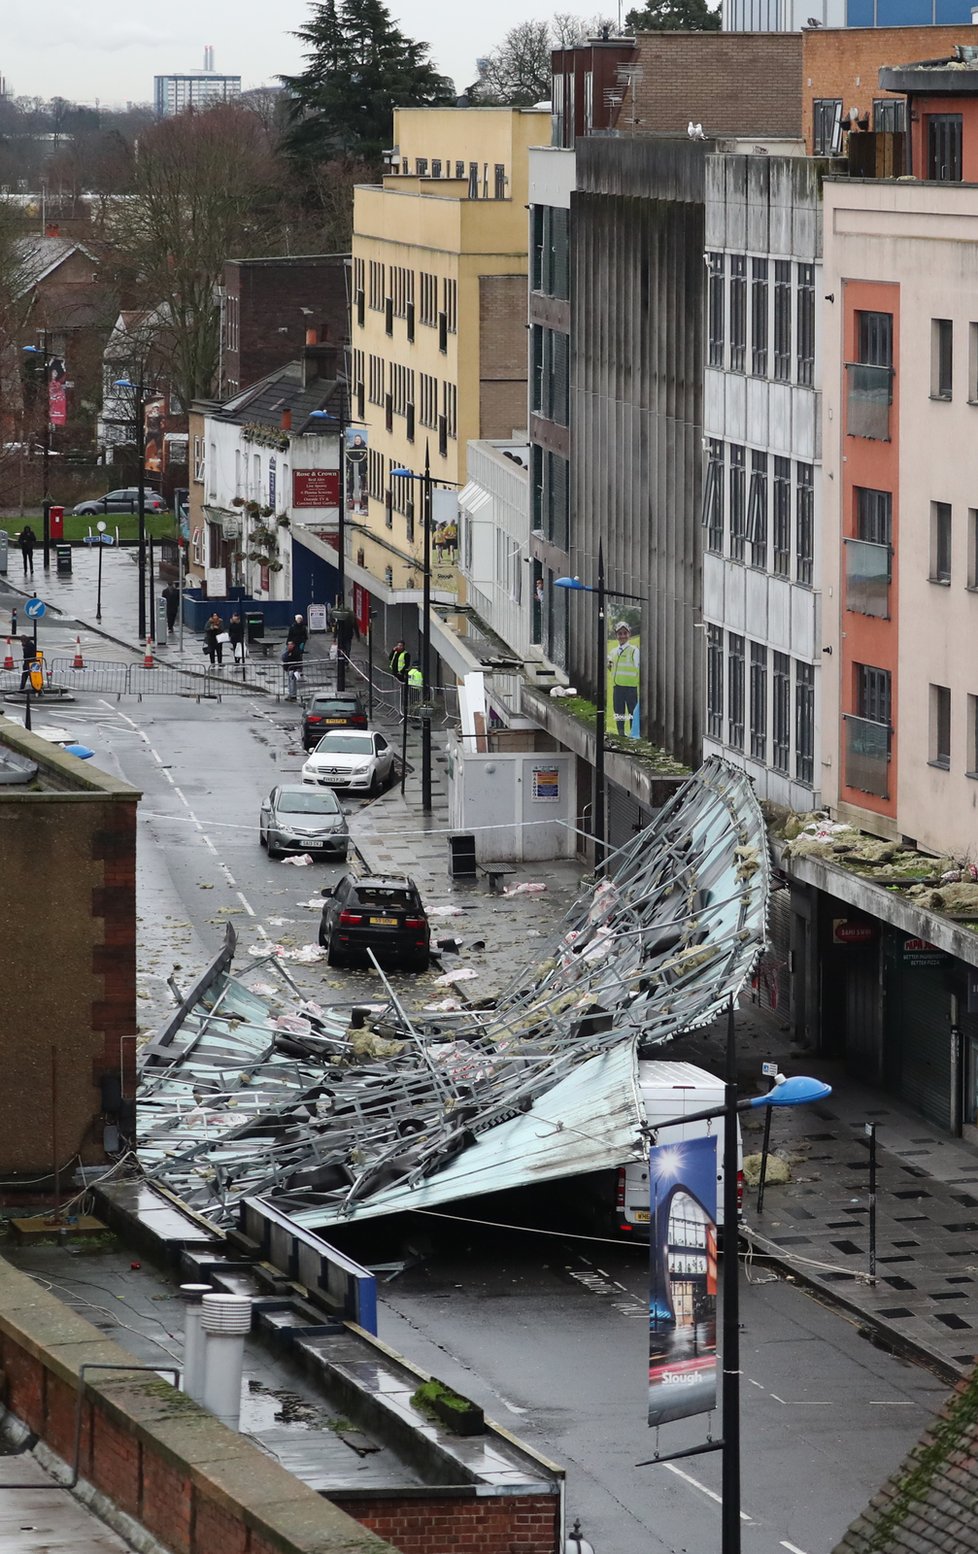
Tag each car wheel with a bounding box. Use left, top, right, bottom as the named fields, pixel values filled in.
left=326, top=938, right=345, bottom=968
left=259, top=829, right=267, bottom=849
left=367, top=770, right=380, bottom=797
left=410, top=952, right=430, bottom=974
left=267, top=841, right=281, bottom=860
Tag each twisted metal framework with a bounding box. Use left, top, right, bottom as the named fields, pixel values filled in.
left=137, top=758, right=770, bottom=1227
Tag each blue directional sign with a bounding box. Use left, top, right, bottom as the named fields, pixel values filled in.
left=24, top=597, right=46, bottom=619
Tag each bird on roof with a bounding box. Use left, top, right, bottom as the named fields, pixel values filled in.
left=687, top=121, right=705, bottom=140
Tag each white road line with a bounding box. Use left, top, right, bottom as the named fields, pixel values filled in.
left=236, top=892, right=255, bottom=917
left=220, top=863, right=236, bottom=887
left=203, top=835, right=218, bottom=853
left=172, top=787, right=191, bottom=809
left=149, top=746, right=164, bottom=763
left=781, top=1541, right=810, bottom=1554
left=869, top=1400, right=915, bottom=1406
left=663, top=1463, right=752, bottom=1522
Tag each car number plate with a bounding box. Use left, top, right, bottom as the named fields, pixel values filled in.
left=631, top=1209, right=650, bottom=1223
left=324, top=717, right=344, bottom=724
left=369, top=916, right=397, bottom=926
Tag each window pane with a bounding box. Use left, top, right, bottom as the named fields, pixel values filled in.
left=728, top=634, right=745, bottom=750
left=750, top=643, right=767, bottom=761
left=796, top=463, right=813, bottom=586
left=730, top=256, right=746, bottom=373
left=751, top=259, right=768, bottom=377
left=773, top=457, right=791, bottom=577
left=708, top=254, right=725, bottom=369
left=774, top=260, right=791, bottom=382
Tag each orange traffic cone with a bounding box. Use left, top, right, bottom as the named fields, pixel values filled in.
left=143, top=635, right=155, bottom=669
left=2, top=638, right=13, bottom=671
left=72, top=635, right=85, bottom=669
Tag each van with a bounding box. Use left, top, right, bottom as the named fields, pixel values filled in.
left=614, top=1060, right=744, bottom=1238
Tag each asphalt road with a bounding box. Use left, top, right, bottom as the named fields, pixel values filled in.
left=372, top=1223, right=946, bottom=1554
left=52, top=690, right=432, bottom=1030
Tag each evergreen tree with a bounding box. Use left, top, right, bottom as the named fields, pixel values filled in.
left=282, top=0, right=456, bottom=166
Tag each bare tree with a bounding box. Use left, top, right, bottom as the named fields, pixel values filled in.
left=107, top=105, right=280, bottom=409
left=473, top=13, right=616, bottom=105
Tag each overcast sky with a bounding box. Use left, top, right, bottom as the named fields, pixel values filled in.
left=2, top=1, right=595, bottom=107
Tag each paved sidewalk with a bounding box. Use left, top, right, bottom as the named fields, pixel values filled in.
left=11, top=545, right=978, bottom=1387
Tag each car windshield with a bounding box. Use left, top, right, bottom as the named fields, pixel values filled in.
left=314, top=734, right=373, bottom=754
left=355, top=887, right=416, bottom=910
left=277, top=790, right=340, bottom=814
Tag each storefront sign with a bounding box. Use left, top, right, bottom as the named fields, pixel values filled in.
left=532, top=766, right=560, bottom=801
left=902, top=936, right=947, bottom=968
left=293, top=469, right=340, bottom=508
left=832, top=919, right=876, bottom=945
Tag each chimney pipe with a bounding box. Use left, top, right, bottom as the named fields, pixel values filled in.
left=200, top=1293, right=252, bottom=1430
left=305, top=327, right=318, bottom=346
left=180, top=1284, right=213, bottom=1402
left=281, top=408, right=292, bottom=431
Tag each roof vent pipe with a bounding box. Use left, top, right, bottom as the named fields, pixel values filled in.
left=179, top=1284, right=212, bottom=1403
left=200, top=1293, right=252, bottom=1430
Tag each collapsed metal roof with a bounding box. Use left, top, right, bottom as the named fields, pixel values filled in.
left=137, top=758, right=769, bottom=1228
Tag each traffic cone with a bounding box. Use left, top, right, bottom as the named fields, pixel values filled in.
left=143, top=635, right=154, bottom=669
left=72, top=635, right=85, bottom=669
left=2, top=638, right=12, bottom=671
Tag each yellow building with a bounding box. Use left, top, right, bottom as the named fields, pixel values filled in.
left=348, top=106, right=550, bottom=603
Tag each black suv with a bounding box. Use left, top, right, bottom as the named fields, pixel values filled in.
left=301, top=692, right=368, bottom=750
left=319, top=874, right=430, bottom=971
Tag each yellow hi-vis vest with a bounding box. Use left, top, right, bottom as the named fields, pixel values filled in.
left=610, top=642, right=640, bottom=687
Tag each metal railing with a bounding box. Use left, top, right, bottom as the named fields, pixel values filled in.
left=844, top=713, right=891, bottom=799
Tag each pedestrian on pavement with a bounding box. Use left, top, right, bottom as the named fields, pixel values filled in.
left=282, top=637, right=303, bottom=701
left=389, top=640, right=410, bottom=681
left=203, top=612, right=225, bottom=666
left=18, top=634, right=35, bottom=691
left=228, top=613, right=245, bottom=664
left=407, top=664, right=423, bottom=690
left=162, top=582, right=179, bottom=634
left=288, top=614, right=308, bottom=655
left=18, top=525, right=36, bottom=577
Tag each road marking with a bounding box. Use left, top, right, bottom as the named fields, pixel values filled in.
left=663, top=1463, right=752, bottom=1522
left=770, top=1394, right=832, bottom=1406
left=236, top=892, right=255, bottom=917
left=219, top=863, right=236, bottom=887
left=781, top=1541, right=810, bottom=1554
left=203, top=835, right=217, bottom=854
left=868, top=1400, right=915, bottom=1406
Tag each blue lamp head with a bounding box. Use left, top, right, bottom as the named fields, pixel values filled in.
left=63, top=743, right=95, bottom=760
left=553, top=575, right=585, bottom=591
left=113, top=377, right=134, bottom=389
left=390, top=467, right=414, bottom=478
left=747, top=1075, right=832, bottom=1109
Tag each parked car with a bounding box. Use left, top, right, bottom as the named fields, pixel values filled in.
left=318, top=873, right=430, bottom=970
left=301, top=691, right=367, bottom=751
left=259, top=784, right=349, bottom=860
left=301, top=728, right=395, bottom=793
left=72, top=487, right=166, bottom=516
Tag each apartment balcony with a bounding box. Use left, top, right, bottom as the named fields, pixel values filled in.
left=843, top=714, right=891, bottom=800
left=846, top=363, right=893, bottom=441
left=844, top=538, right=891, bottom=619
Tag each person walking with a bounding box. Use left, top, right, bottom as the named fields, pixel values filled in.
left=162, top=581, right=179, bottom=634
left=282, top=636, right=303, bottom=701
left=18, top=635, right=36, bottom=692
left=288, top=614, right=308, bottom=655
left=228, top=613, right=245, bottom=664
left=203, top=612, right=225, bottom=666
left=608, top=620, right=640, bottom=737
left=18, top=525, right=36, bottom=577
left=389, top=640, right=410, bottom=681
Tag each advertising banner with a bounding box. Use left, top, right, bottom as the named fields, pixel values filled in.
left=345, top=427, right=367, bottom=515
left=48, top=357, right=67, bottom=427
left=293, top=469, right=340, bottom=508
left=648, top=1134, right=718, bottom=1428
left=607, top=615, right=641, bottom=738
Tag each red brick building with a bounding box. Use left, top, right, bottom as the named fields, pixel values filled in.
left=220, top=254, right=350, bottom=397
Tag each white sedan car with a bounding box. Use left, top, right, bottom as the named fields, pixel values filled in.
left=301, top=728, right=396, bottom=793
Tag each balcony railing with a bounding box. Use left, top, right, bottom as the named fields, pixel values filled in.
left=844, top=538, right=891, bottom=618
left=844, top=714, right=891, bottom=799
left=846, top=362, right=893, bottom=441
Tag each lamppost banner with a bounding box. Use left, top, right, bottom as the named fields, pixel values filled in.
left=648, top=1134, right=718, bottom=1428
left=607, top=615, right=641, bottom=738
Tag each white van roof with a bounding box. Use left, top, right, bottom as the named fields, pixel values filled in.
left=638, top=1060, right=725, bottom=1091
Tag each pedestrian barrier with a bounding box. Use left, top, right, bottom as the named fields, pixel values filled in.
left=0, top=658, right=268, bottom=702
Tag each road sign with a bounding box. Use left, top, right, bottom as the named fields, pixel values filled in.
left=101, top=533, right=115, bottom=545
left=25, top=597, right=46, bottom=619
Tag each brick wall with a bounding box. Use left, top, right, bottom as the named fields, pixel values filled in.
left=621, top=33, right=804, bottom=137
left=801, top=27, right=974, bottom=151
left=0, top=727, right=138, bottom=1179
left=224, top=257, right=350, bottom=396
left=332, top=1494, right=559, bottom=1554
left=479, top=274, right=529, bottom=440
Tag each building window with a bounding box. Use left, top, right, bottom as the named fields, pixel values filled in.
left=858, top=663, right=892, bottom=726
left=931, top=501, right=952, bottom=584
left=443, top=278, right=458, bottom=333
left=704, top=439, right=725, bottom=554
left=531, top=206, right=544, bottom=292
left=443, top=381, right=457, bottom=439
left=193, top=435, right=204, bottom=484
left=930, top=684, right=952, bottom=769
left=796, top=462, right=813, bottom=586
left=420, top=273, right=438, bottom=327
left=931, top=319, right=953, bottom=400
left=858, top=310, right=893, bottom=367
left=368, top=260, right=385, bottom=310
left=730, top=255, right=746, bottom=373
left=796, top=263, right=815, bottom=388
left=773, top=260, right=791, bottom=382
left=968, top=694, right=978, bottom=777
left=773, top=653, right=790, bottom=774
left=969, top=509, right=978, bottom=589
left=874, top=98, right=906, bottom=133
left=927, top=114, right=963, bottom=182
left=708, top=254, right=725, bottom=368
left=795, top=662, right=814, bottom=786
left=728, top=634, right=745, bottom=751
left=367, top=354, right=384, bottom=405
left=813, top=99, right=843, bottom=155
left=751, top=259, right=768, bottom=377
left=773, top=457, right=791, bottom=577
left=728, top=446, right=745, bottom=563
left=707, top=625, right=724, bottom=739
left=848, top=311, right=894, bottom=441
left=420, top=372, right=438, bottom=428
left=750, top=643, right=767, bottom=762
left=747, top=451, right=767, bottom=569
left=856, top=486, right=892, bottom=546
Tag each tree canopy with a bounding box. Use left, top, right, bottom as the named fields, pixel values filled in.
left=282, top=0, right=455, bottom=166
left=624, top=0, right=721, bottom=31
left=473, top=14, right=614, bottom=106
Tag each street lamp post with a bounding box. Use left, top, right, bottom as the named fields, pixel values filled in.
left=637, top=1004, right=832, bottom=1553
left=555, top=545, right=644, bottom=871
left=22, top=337, right=52, bottom=571
left=95, top=520, right=107, bottom=621
left=114, top=376, right=147, bottom=640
